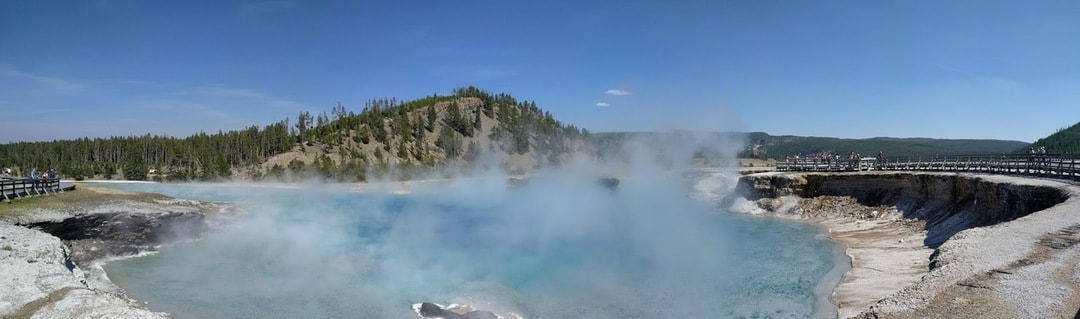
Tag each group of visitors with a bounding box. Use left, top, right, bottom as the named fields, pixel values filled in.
left=782, top=150, right=886, bottom=170
left=1028, top=146, right=1049, bottom=158
left=22, top=167, right=58, bottom=180
left=784, top=151, right=881, bottom=163
left=1028, top=146, right=1051, bottom=166
left=784, top=151, right=843, bottom=163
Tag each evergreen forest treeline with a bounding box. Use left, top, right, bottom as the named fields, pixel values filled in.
left=1025, top=121, right=1080, bottom=155
left=0, top=87, right=587, bottom=181
left=740, top=132, right=1030, bottom=159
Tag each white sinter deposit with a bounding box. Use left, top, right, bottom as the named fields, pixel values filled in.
left=0, top=223, right=167, bottom=319
left=729, top=171, right=1080, bottom=319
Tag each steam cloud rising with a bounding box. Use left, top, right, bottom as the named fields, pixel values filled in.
left=105, top=134, right=837, bottom=318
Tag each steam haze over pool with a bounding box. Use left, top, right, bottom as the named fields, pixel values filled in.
left=101, top=166, right=842, bottom=318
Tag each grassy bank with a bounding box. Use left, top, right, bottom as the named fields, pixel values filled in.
left=0, top=184, right=170, bottom=218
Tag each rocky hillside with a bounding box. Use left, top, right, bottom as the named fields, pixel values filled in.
left=256, top=87, right=587, bottom=181
left=0, top=87, right=587, bottom=181
left=735, top=172, right=1066, bottom=247
left=254, top=87, right=591, bottom=181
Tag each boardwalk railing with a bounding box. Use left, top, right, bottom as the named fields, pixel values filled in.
left=1, top=178, right=64, bottom=201
left=776, top=154, right=1080, bottom=180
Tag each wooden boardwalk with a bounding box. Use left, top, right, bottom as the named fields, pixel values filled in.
left=1, top=178, right=75, bottom=201
left=776, top=154, right=1080, bottom=180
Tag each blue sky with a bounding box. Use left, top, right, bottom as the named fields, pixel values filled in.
left=2, top=1, right=1078, bottom=143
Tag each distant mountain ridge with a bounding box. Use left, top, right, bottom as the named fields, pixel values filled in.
left=741, top=132, right=1029, bottom=159
left=586, top=132, right=1028, bottom=160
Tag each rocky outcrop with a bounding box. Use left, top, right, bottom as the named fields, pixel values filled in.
left=414, top=302, right=500, bottom=319
left=20, top=211, right=208, bottom=266
left=0, top=193, right=226, bottom=318
left=0, top=223, right=168, bottom=319
left=730, top=172, right=1080, bottom=318
left=736, top=172, right=1068, bottom=248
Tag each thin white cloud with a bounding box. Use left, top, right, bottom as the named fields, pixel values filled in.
left=158, top=86, right=304, bottom=111
left=0, top=65, right=86, bottom=90
left=101, top=78, right=161, bottom=88
left=595, top=102, right=610, bottom=107
left=211, top=87, right=305, bottom=110
left=605, top=89, right=629, bottom=96
left=118, top=85, right=307, bottom=138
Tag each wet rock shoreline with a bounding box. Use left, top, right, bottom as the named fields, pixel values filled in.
left=19, top=211, right=209, bottom=267
left=0, top=191, right=225, bottom=319
left=729, top=171, right=1080, bottom=318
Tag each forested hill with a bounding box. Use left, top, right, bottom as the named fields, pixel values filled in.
left=0, top=87, right=586, bottom=181
left=1026, top=121, right=1080, bottom=154
left=741, top=132, right=1029, bottom=159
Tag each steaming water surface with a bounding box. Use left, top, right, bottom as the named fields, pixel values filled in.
left=101, top=176, right=841, bottom=319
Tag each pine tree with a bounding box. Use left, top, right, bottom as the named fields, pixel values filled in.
left=332, top=102, right=348, bottom=120
left=397, top=142, right=409, bottom=160
left=121, top=148, right=147, bottom=180
left=412, top=137, right=425, bottom=162
left=445, top=102, right=470, bottom=137
left=436, top=125, right=463, bottom=158
left=482, top=99, right=494, bottom=118
left=296, top=111, right=312, bottom=143
left=426, top=104, right=436, bottom=132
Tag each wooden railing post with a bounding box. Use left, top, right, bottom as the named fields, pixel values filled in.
left=767, top=153, right=1080, bottom=178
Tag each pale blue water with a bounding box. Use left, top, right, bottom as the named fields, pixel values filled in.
left=100, top=177, right=841, bottom=319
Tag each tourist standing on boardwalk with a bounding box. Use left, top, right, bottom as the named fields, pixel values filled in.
left=47, top=168, right=57, bottom=179
left=29, top=168, right=40, bottom=180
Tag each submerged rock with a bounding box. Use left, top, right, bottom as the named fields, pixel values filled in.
left=414, top=302, right=500, bottom=319
left=597, top=177, right=620, bottom=190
